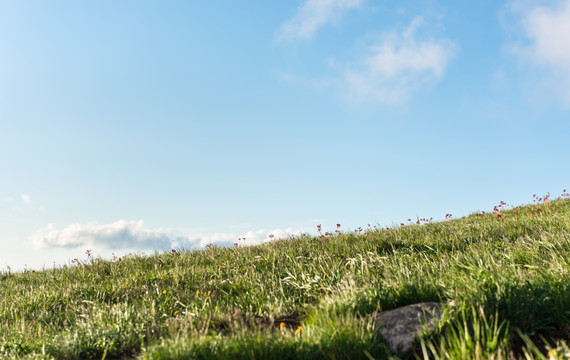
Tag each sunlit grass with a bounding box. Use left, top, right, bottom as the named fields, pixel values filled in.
left=1, top=197, right=570, bottom=359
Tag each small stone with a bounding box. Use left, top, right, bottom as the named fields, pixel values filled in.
left=375, top=302, right=442, bottom=356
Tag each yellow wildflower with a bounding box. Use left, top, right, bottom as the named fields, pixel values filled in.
left=162, top=290, right=167, bottom=295
left=196, top=290, right=200, bottom=296
left=174, top=310, right=179, bottom=316
left=280, top=322, right=286, bottom=329
left=296, top=326, right=302, bottom=334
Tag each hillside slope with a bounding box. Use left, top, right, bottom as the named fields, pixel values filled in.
left=1, top=197, right=570, bottom=359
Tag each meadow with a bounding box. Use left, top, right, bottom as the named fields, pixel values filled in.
left=1, top=193, right=570, bottom=359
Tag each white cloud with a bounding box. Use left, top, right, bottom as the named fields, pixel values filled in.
left=343, top=17, right=455, bottom=104
left=507, top=0, right=570, bottom=104
left=3, top=196, right=15, bottom=203
left=277, top=0, right=361, bottom=41
left=21, top=194, right=31, bottom=204
left=28, top=220, right=305, bottom=252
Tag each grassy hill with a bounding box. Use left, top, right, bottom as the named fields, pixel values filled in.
left=2, top=196, right=570, bottom=359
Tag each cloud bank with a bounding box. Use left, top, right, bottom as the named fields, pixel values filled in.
left=508, top=0, right=570, bottom=104
left=29, top=220, right=303, bottom=252
left=277, top=0, right=361, bottom=41
left=344, top=16, right=455, bottom=104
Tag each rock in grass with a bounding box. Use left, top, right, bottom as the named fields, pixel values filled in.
left=375, top=302, right=442, bottom=356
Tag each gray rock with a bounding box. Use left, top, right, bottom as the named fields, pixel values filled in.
left=375, top=302, right=442, bottom=356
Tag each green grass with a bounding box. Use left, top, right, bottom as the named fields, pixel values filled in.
left=2, top=198, right=570, bottom=359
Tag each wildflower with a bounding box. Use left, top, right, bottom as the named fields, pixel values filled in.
left=174, top=310, right=179, bottom=317
left=336, top=223, right=341, bottom=228
left=269, top=234, right=274, bottom=239
left=196, top=290, right=200, bottom=296
left=116, top=296, right=120, bottom=301
left=171, top=249, right=176, bottom=254
left=296, top=326, right=302, bottom=334
left=233, top=242, right=238, bottom=247
left=280, top=322, right=286, bottom=329
left=162, top=290, right=167, bottom=295
left=317, top=224, right=322, bottom=232
left=400, top=223, right=405, bottom=227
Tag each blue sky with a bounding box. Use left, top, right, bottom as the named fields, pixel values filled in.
left=1, top=0, right=569, bottom=271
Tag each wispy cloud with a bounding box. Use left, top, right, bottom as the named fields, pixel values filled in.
left=21, top=194, right=31, bottom=204
left=506, top=0, right=570, bottom=105
left=28, top=220, right=305, bottom=251
left=276, top=0, right=361, bottom=41
left=343, top=16, right=455, bottom=104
